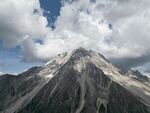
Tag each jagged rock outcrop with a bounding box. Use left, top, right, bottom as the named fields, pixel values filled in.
left=0, top=48, right=150, bottom=113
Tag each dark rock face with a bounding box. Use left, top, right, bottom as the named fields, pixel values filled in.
left=0, top=74, right=17, bottom=111
left=0, top=68, right=42, bottom=112
left=0, top=48, right=150, bottom=113
left=107, top=83, right=149, bottom=113
left=17, top=64, right=149, bottom=113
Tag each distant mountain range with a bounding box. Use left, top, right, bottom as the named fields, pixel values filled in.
left=0, top=47, right=149, bottom=113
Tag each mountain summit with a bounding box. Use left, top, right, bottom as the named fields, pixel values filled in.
left=0, top=48, right=150, bottom=113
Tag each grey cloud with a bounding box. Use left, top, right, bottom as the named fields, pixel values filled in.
left=110, top=53, right=150, bottom=67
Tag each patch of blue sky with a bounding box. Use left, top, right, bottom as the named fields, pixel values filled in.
left=40, top=0, right=61, bottom=29
left=0, top=41, right=43, bottom=75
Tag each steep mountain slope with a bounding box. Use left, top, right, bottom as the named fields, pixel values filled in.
left=0, top=48, right=150, bottom=113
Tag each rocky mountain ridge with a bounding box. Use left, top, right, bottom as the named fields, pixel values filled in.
left=0, top=47, right=150, bottom=113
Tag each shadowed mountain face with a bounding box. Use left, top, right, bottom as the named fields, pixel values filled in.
left=0, top=48, right=150, bottom=113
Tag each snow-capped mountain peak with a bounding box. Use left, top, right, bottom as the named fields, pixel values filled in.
left=0, top=48, right=150, bottom=113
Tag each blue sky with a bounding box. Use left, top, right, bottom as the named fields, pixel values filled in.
left=0, top=38, right=43, bottom=74
left=40, top=0, right=61, bottom=29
